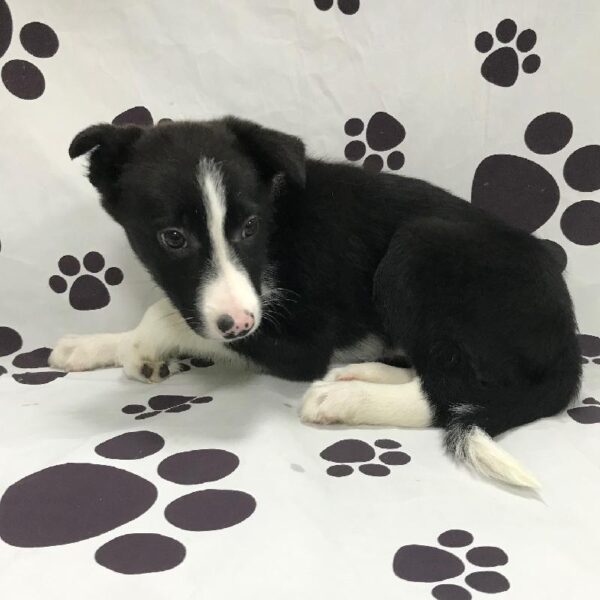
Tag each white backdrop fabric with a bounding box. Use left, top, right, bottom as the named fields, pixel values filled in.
left=1, top=1, right=599, bottom=598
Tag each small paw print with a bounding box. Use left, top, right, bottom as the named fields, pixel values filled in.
left=394, top=529, right=510, bottom=598
left=568, top=397, right=600, bottom=425
left=472, top=112, right=600, bottom=266
left=314, top=0, right=360, bottom=16
left=320, top=438, right=410, bottom=477
left=49, top=252, right=124, bottom=311
left=122, top=394, right=213, bottom=420
left=0, top=431, right=256, bottom=574
left=0, top=325, right=66, bottom=384
left=0, top=0, right=59, bottom=99
left=112, top=105, right=172, bottom=127
left=475, top=18, right=540, bottom=87
left=344, top=112, right=406, bottom=173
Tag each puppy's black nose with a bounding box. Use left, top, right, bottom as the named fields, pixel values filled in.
left=217, top=314, right=235, bottom=333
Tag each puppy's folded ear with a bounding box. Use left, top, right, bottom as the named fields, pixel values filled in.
left=69, top=124, right=144, bottom=199
left=225, top=117, right=306, bottom=188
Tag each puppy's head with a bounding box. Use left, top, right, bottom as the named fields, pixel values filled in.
left=69, top=117, right=305, bottom=341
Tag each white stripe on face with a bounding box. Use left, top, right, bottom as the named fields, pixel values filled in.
left=197, top=159, right=261, bottom=341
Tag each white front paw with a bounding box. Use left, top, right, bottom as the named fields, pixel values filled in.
left=49, top=334, right=119, bottom=372
left=300, top=380, right=364, bottom=425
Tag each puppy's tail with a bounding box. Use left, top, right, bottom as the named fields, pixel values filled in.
left=445, top=422, right=540, bottom=490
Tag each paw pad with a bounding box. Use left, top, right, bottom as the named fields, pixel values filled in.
left=472, top=112, right=600, bottom=262
left=0, top=431, right=257, bottom=574
left=320, top=438, right=410, bottom=477
left=344, top=112, right=406, bottom=173
left=393, top=529, right=510, bottom=597
left=49, top=252, right=124, bottom=310
left=0, top=1, right=59, bottom=99
left=314, top=0, right=360, bottom=16
left=0, top=325, right=65, bottom=384
left=475, top=18, right=540, bottom=87
left=123, top=394, right=213, bottom=419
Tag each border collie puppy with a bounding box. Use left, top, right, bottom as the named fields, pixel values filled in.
left=50, top=117, right=581, bottom=489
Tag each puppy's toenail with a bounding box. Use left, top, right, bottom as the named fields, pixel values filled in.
left=141, top=364, right=153, bottom=379
left=316, top=393, right=328, bottom=405
left=159, top=363, right=169, bottom=379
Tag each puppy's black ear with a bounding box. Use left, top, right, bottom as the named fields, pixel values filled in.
left=225, top=117, right=306, bottom=188
left=69, top=124, right=144, bottom=198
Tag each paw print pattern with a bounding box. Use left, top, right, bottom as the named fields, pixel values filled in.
left=314, top=0, right=360, bottom=16
left=579, top=334, right=600, bottom=365
left=0, top=326, right=65, bottom=384
left=475, top=18, right=540, bottom=87
left=0, top=431, right=257, bottom=575
left=49, top=252, right=124, bottom=311
left=472, top=112, right=600, bottom=264
left=568, top=397, right=600, bottom=425
left=344, top=112, right=406, bottom=173
left=393, top=529, right=510, bottom=599
left=112, top=105, right=172, bottom=127
left=0, top=0, right=59, bottom=99
left=122, top=394, right=213, bottom=420
left=320, top=438, right=410, bottom=477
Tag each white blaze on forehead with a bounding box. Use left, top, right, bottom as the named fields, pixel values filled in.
left=199, top=159, right=229, bottom=268
left=197, top=159, right=261, bottom=339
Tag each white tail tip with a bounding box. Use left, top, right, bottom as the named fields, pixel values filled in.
left=459, top=426, right=541, bottom=489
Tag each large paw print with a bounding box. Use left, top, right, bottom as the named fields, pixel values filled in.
left=320, top=438, right=411, bottom=477
left=579, top=334, right=600, bottom=366
left=0, top=325, right=65, bottom=384
left=344, top=112, right=406, bottom=173
left=314, top=0, right=360, bottom=16
left=472, top=112, right=600, bottom=267
left=0, top=431, right=256, bottom=575
left=112, top=105, right=172, bottom=127
left=49, top=252, right=124, bottom=311
left=475, top=18, right=540, bottom=87
left=0, top=0, right=59, bottom=99
left=568, top=397, right=600, bottom=425
left=394, top=529, right=510, bottom=599
left=122, top=394, right=213, bottom=420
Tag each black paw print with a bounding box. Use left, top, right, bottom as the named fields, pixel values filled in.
left=344, top=112, right=406, bottom=173
left=112, top=105, right=172, bottom=127
left=394, top=529, right=510, bottom=598
left=320, top=438, right=410, bottom=477
left=475, top=18, right=540, bottom=87
left=49, top=252, right=124, bottom=311
left=568, top=397, right=600, bottom=425
left=579, top=334, right=600, bottom=366
left=472, top=112, right=600, bottom=267
left=0, top=0, right=59, bottom=99
left=314, top=0, right=360, bottom=16
left=0, top=431, right=256, bottom=574
left=0, top=325, right=65, bottom=385
left=123, top=394, right=213, bottom=420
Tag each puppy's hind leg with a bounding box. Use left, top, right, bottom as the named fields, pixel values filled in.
left=324, top=361, right=415, bottom=384
left=301, top=378, right=433, bottom=427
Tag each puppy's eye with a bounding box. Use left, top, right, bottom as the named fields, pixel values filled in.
left=242, top=216, right=259, bottom=239
left=159, top=229, right=187, bottom=250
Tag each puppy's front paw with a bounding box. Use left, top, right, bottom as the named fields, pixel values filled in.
left=300, top=380, right=363, bottom=425
left=49, top=334, right=120, bottom=372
